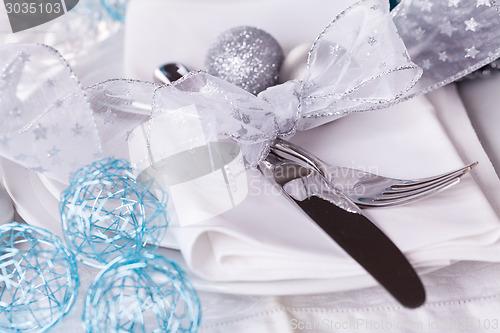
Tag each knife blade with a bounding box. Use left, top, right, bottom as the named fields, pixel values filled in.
left=259, top=152, right=426, bottom=308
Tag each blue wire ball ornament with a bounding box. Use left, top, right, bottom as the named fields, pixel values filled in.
left=0, top=222, right=79, bottom=333
left=60, top=158, right=168, bottom=268
left=205, top=26, right=284, bottom=95
left=83, top=253, right=201, bottom=333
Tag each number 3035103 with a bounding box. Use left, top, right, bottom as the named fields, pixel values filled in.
left=5, top=2, right=62, bottom=14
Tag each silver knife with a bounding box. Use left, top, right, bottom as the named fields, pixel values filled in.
left=259, top=151, right=426, bottom=308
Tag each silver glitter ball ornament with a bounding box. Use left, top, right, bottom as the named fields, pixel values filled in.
left=205, top=26, right=284, bottom=95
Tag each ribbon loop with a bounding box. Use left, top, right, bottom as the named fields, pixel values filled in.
left=298, top=0, right=422, bottom=129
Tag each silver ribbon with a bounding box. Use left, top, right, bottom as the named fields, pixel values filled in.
left=0, top=44, right=101, bottom=182
left=1, top=0, right=500, bottom=182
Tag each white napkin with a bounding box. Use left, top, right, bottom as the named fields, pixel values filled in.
left=124, top=0, right=356, bottom=79
left=457, top=73, right=500, bottom=177
left=124, top=0, right=500, bottom=282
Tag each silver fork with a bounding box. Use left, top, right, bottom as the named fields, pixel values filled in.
left=271, top=138, right=477, bottom=208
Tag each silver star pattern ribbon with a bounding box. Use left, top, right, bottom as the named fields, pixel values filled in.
left=392, top=0, right=500, bottom=96
left=0, top=44, right=101, bottom=182
left=1, top=0, right=500, bottom=182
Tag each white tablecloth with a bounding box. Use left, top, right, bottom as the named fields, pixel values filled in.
left=51, top=260, right=500, bottom=333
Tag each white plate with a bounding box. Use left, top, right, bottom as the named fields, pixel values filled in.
left=0, top=157, right=62, bottom=236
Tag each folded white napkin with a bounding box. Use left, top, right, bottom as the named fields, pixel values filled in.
left=124, top=0, right=356, bottom=80
left=457, top=74, right=500, bottom=177
left=123, top=0, right=500, bottom=282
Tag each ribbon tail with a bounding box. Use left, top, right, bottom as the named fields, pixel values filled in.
left=393, top=0, right=500, bottom=96
left=0, top=44, right=102, bottom=183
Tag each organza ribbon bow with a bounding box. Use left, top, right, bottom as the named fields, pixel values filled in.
left=150, top=0, right=422, bottom=167
left=1, top=0, right=500, bottom=183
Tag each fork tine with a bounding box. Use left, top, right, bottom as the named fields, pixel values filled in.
left=371, top=162, right=476, bottom=204
left=383, top=173, right=460, bottom=195
left=370, top=178, right=461, bottom=206
left=383, top=162, right=476, bottom=195
left=388, top=162, right=477, bottom=190
left=273, top=139, right=477, bottom=208
left=376, top=175, right=461, bottom=201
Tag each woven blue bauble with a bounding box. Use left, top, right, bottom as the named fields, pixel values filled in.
left=60, top=158, right=168, bottom=268
left=0, top=222, right=79, bottom=333
left=83, top=253, right=201, bottom=333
